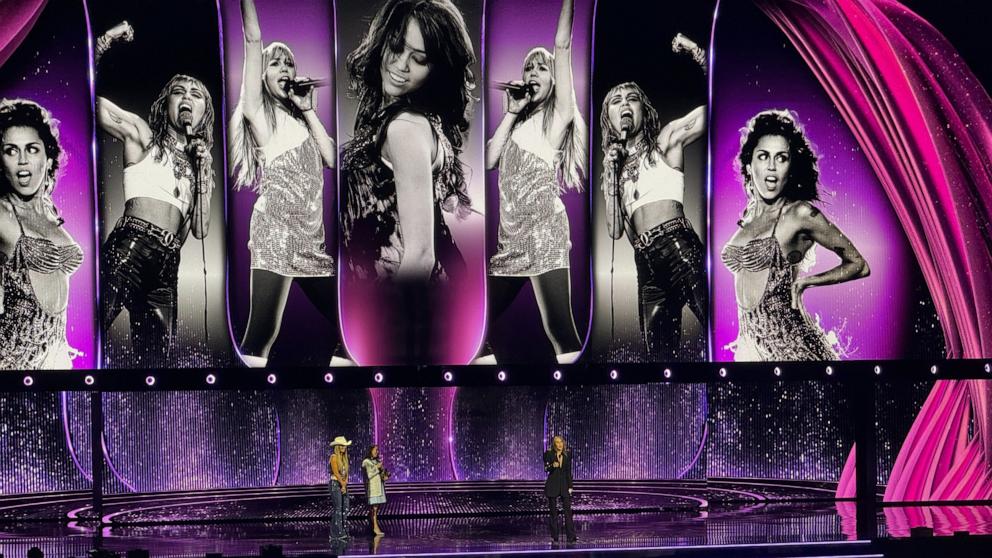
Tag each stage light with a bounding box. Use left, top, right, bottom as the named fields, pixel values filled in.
left=374, top=372, right=384, bottom=384
left=552, top=370, right=563, bottom=381
left=825, top=366, right=834, bottom=376
left=324, top=372, right=334, bottom=384
left=443, top=371, right=454, bottom=382
left=718, top=368, right=727, bottom=378
left=266, top=374, right=277, bottom=384
left=663, top=368, right=672, bottom=379
left=874, top=365, right=882, bottom=375
left=144, top=375, right=156, bottom=386
left=23, top=375, right=33, bottom=387
left=206, top=374, right=216, bottom=385
left=773, top=366, right=782, bottom=377
left=84, top=375, right=95, bottom=386
left=609, top=369, right=619, bottom=380
left=930, top=365, right=938, bottom=375
left=497, top=370, right=507, bottom=382
left=985, top=363, right=991, bottom=373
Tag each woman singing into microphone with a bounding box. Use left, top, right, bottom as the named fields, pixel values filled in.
left=479, top=0, right=587, bottom=364
left=229, top=0, right=340, bottom=368
left=95, top=21, right=216, bottom=367
left=599, top=34, right=708, bottom=361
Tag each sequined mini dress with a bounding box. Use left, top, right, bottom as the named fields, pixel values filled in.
left=720, top=208, right=837, bottom=361
left=0, top=204, right=83, bottom=369
left=489, top=114, right=570, bottom=276
left=249, top=111, right=335, bottom=276
left=341, top=104, right=466, bottom=281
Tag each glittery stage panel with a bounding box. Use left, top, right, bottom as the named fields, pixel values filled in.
left=546, top=384, right=708, bottom=480
left=874, top=381, right=933, bottom=486
left=0, top=393, right=91, bottom=494
left=452, top=387, right=551, bottom=480
left=370, top=388, right=457, bottom=482
left=272, top=389, right=373, bottom=486
left=101, top=391, right=280, bottom=493
left=707, top=382, right=853, bottom=483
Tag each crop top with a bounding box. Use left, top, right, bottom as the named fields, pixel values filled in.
left=617, top=148, right=685, bottom=214
left=123, top=144, right=193, bottom=215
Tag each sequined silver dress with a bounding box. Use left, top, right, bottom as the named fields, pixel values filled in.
left=1, top=205, right=82, bottom=369
left=489, top=115, right=570, bottom=276
left=720, top=210, right=837, bottom=361
left=248, top=112, right=334, bottom=277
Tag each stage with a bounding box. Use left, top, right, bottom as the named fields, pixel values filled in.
left=2, top=481, right=991, bottom=557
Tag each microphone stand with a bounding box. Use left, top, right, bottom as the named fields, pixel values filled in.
left=609, top=138, right=627, bottom=342
left=184, top=132, right=210, bottom=347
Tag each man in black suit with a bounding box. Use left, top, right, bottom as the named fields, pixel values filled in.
left=544, top=435, right=577, bottom=542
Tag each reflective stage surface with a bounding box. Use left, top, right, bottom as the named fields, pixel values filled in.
left=1, top=481, right=990, bottom=557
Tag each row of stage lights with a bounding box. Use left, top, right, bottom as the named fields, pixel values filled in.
left=16, top=362, right=992, bottom=389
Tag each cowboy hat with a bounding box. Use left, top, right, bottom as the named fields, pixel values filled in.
left=330, top=436, right=353, bottom=447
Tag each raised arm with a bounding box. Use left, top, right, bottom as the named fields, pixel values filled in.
left=552, top=0, right=576, bottom=126
left=238, top=0, right=269, bottom=142
left=790, top=202, right=870, bottom=308
left=383, top=114, right=436, bottom=280
left=657, top=105, right=705, bottom=171
left=96, top=96, right=152, bottom=163
left=94, top=21, right=133, bottom=65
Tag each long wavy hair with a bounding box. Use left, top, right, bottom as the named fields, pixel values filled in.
left=598, top=82, right=663, bottom=192
left=148, top=74, right=215, bottom=164
left=230, top=43, right=306, bottom=191
left=736, top=109, right=819, bottom=224
left=512, top=47, right=587, bottom=192
left=0, top=99, right=64, bottom=220
left=345, top=0, right=476, bottom=218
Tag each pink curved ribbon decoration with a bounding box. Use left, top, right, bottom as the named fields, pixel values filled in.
left=755, top=0, right=992, bottom=502
left=0, top=0, right=47, bottom=69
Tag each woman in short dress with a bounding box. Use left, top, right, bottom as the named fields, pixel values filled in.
left=362, top=444, right=388, bottom=536
left=229, top=0, right=340, bottom=367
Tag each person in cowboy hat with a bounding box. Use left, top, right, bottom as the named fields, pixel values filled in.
left=329, top=436, right=352, bottom=539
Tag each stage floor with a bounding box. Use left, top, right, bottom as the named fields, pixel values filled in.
left=1, top=481, right=990, bottom=558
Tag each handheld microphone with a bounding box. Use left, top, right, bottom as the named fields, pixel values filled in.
left=493, top=81, right=535, bottom=100
left=283, top=77, right=328, bottom=94
left=619, top=114, right=633, bottom=143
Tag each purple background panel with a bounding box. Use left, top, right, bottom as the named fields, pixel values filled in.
left=336, top=0, right=487, bottom=366
left=709, top=1, right=941, bottom=362
left=482, top=0, right=594, bottom=363
left=220, top=0, right=341, bottom=366
left=0, top=0, right=99, bottom=369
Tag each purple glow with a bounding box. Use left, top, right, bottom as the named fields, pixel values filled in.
left=483, top=0, right=595, bottom=360
left=220, top=0, right=341, bottom=365
left=337, top=0, right=487, bottom=365
left=0, top=0, right=99, bottom=368
left=710, top=2, right=915, bottom=362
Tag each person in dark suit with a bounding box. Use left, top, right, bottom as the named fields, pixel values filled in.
left=543, top=435, right=577, bottom=542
